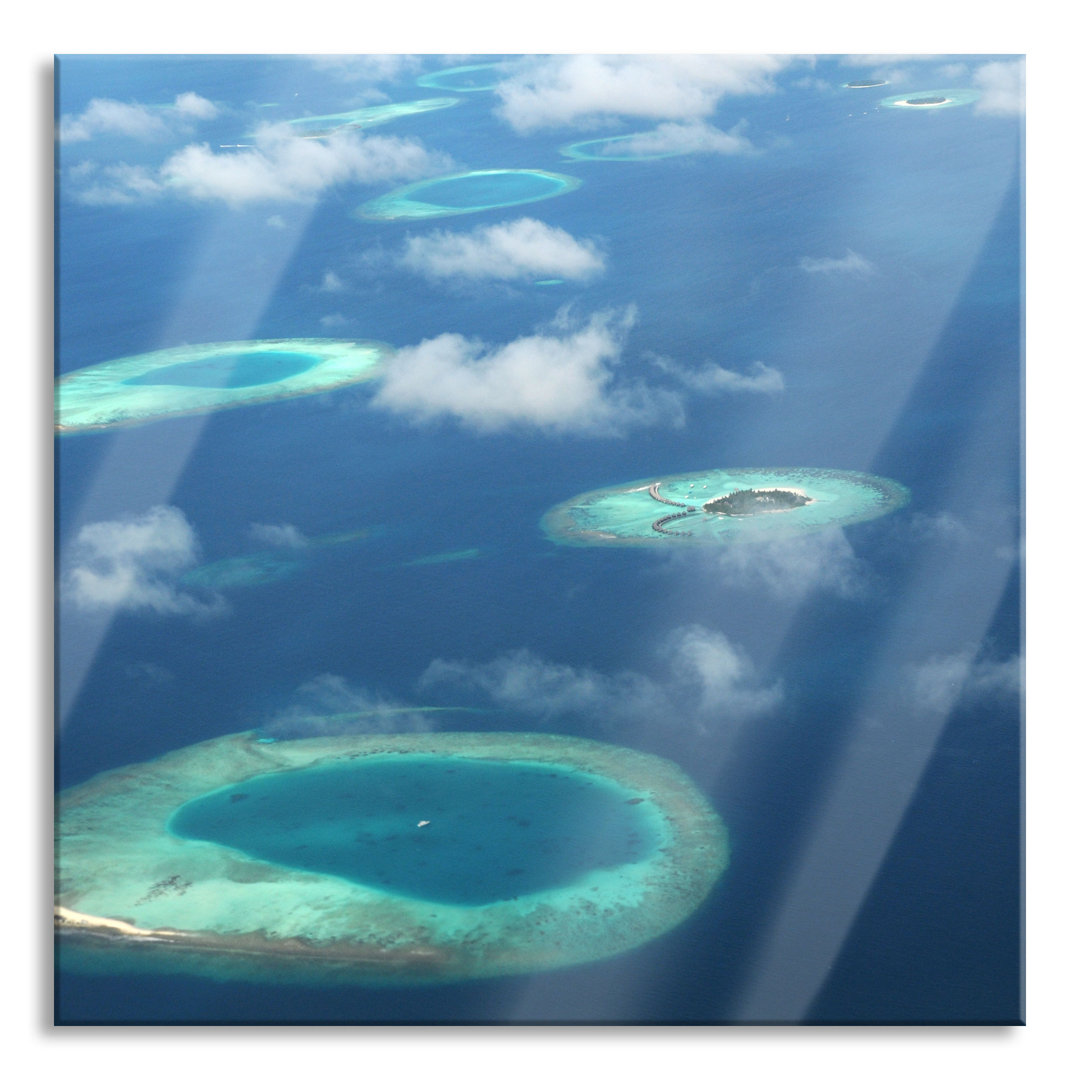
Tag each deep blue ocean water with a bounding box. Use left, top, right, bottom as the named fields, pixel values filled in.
left=55, top=54, right=1022, bottom=1024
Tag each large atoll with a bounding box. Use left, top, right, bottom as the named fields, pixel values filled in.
left=283, top=98, right=460, bottom=138
left=55, top=339, right=390, bottom=433
left=356, top=169, right=581, bottom=222
left=55, top=730, right=727, bottom=984
left=542, top=467, right=909, bottom=547
left=881, top=89, right=981, bottom=110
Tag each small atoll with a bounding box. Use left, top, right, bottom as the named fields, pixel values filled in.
left=542, top=467, right=909, bottom=547
left=561, top=133, right=690, bottom=162
left=703, top=488, right=812, bottom=516
left=55, top=339, right=390, bottom=433
left=845, top=79, right=887, bottom=89
left=282, top=98, right=459, bottom=139
left=356, top=169, right=581, bottom=222
left=881, top=88, right=981, bottom=110
left=416, top=63, right=507, bottom=93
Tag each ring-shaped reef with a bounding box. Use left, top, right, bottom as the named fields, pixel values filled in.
left=55, top=338, right=391, bottom=433
left=416, top=63, right=508, bottom=92
left=560, top=133, right=693, bottom=162
left=283, top=98, right=459, bottom=138
left=55, top=730, right=728, bottom=985
left=881, top=88, right=981, bottom=110
left=356, top=169, right=581, bottom=222
left=542, top=467, right=909, bottom=547
left=843, top=79, right=888, bottom=89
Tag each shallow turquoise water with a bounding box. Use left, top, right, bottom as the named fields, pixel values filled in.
left=413, top=172, right=566, bottom=209
left=416, top=63, right=503, bottom=92
left=123, top=350, right=318, bottom=389
left=169, top=756, right=662, bottom=906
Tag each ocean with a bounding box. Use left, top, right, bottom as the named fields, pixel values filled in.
left=54, top=54, right=1022, bottom=1024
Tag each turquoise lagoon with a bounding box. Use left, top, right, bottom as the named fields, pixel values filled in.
left=170, top=755, right=664, bottom=906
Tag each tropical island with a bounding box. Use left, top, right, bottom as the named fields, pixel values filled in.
left=703, top=488, right=811, bottom=516
left=541, top=467, right=910, bottom=547
left=904, top=96, right=948, bottom=106
left=845, top=80, right=887, bottom=88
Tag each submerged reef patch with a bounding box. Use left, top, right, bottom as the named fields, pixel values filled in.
left=356, top=169, right=581, bottom=222
left=55, top=339, right=390, bottom=433
left=561, top=133, right=693, bottom=162
left=401, top=547, right=483, bottom=567
left=179, top=552, right=303, bottom=591
left=416, top=63, right=508, bottom=92
left=56, top=730, right=727, bottom=984
left=283, top=98, right=459, bottom=138
left=542, top=467, right=909, bottom=547
left=881, top=89, right=981, bottom=110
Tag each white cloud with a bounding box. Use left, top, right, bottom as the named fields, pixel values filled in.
left=420, top=624, right=781, bottom=735
left=70, top=123, right=453, bottom=207
left=841, top=55, right=937, bottom=66
left=973, top=59, right=1025, bottom=116
left=400, top=217, right=606, bottom=282
left=909, top=649, right=1022, bottom=719
left=603, top=119, right=755, bottom=157
left=263, top=673, right=437, bottom=738
left=158, top=123, right=452, bottom=205
left=72, top=163, right=164, bottom=206
left=663, top=625, right=784, bottom=720
left=249, top=522, right=308, bottom=549
left=319, top=313, right=351, bottom=329
left=495, top=54, right=788, bottom=132
left=908, top=510, right=970, bottom=543
left=793, top=76, right=834, bottom=93
left=58, top=92, right=218, bottom=142
left=319, top=270, right=347, bottom=292
left=63, top=506, right=225, bottom=616
left=173, top=92, right=220, bottom=120
left=687, top=529, right=871, bottom=602
left=653, top=355, right=784, bottom=394
left=306, top=54, right=422, bottom=83
left=370, top=307, right=683, bottom=435
left=936, top=63, right=969, bottom=82
left=799, top=249, right=874, bottom=275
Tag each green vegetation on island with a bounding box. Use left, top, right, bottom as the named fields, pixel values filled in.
left=703, top=488, right=811, bottom=516
left=905, top=96, right=948, bottom=106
